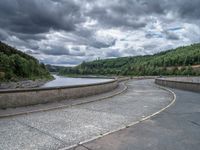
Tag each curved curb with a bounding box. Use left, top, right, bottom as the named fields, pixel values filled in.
left=60, top=83, right=176, bottom=150
left=0, top=81, right=128, bottom=118
left=155, top=78, right=200, bottom=93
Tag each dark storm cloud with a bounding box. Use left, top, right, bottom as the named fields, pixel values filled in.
left=0, top=0, right=83, bottom=35
left=41, top=46, right=70, bottom=56
left=170, top=0, right=200, bottom=20
left=0, top=29, right=9, bottom=40
left=89, top=38, right=116, bottom=49
left=26, top=50, right=40, bottom=55
left=40, top=45, right=86, bottom=57
left=87, top=1, right=147, bottom=29
left=70, top=28, right=117, bottom=49
left=164, top=31, right=180, bottom=40
left=15, top=33, right=46, bottom=41
left=86, top=0, right=170, bottom=29
left=0, top=0, right=199, bottom=36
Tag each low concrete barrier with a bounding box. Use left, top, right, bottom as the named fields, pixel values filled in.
left=117, top=77, right=131, bottom=82
left=117, top=76, right=157, bottom=82
left=0, top=79, right=118, bottom=108
left=155, top=78, right=200, bottom=93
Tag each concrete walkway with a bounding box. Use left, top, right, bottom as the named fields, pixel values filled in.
left=74, top=88, right=200, bottom=150
left=0, top=80, right=173, bottom=150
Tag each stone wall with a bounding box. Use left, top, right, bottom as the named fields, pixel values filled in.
left=155, top=78, right=200, bottom=93
left=0, top=80, right=118, bottom=108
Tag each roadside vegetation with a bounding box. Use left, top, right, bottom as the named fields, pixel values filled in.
left=0, top=41, right=53, bottom=81
left=59, top=43, right=200, bottom=76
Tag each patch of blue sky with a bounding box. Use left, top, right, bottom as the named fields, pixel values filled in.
left=167, top=27, right=183, bottom=31
left=146, top=32, right=164, bottom=38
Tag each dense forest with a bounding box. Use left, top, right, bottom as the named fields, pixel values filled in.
left=0, top=41, right=52, bottom=81
left=59, top=43, right=200, bottom=76
left=46, top=64, right=66, bottom=73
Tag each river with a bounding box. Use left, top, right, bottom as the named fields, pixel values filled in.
left=42, top=75, right=113, bottom=87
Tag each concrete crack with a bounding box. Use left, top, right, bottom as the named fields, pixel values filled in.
left=80, top=144, right=92, bottom=150
left=190, top=120, right=200, bottom=127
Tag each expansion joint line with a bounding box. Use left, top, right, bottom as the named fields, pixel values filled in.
left=78, top=144, right=92, bottom=150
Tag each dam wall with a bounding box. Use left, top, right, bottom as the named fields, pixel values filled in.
left=0, top=79, right=118, bottom=108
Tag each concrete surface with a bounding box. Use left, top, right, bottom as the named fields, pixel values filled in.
left=161, top=77, right=200, bottom=83
left=0, top=79, right=117, bottom=108
left=0, top=79, right=172, bottom=150
left=74, top=88, right=200, bottom=150
left=155, top=77, right=200, bottom=93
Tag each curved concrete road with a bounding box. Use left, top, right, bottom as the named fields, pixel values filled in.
left=0, top=80, right=173, bottom=150
left=74, top=87, right=200, bottom=150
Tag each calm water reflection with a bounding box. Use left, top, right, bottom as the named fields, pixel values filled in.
left=42, top=75, right=113, bottom=87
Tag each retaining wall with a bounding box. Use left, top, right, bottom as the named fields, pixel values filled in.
left=0, top=79, right=118, bottom=108
left=155, top=78, right=200, bottom=93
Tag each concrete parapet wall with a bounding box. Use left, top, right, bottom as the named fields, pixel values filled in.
left=117, top=76, right=157, bottom=82
left=117, top=77, right=131, bottom=82
left=155, top=78, right=200, bottom=93
left=0, top=80, right=118, bottom=108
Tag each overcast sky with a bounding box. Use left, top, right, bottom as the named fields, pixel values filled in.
left=0, top=0, right=200, bottom=66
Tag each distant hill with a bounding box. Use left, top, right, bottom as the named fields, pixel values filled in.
left=0, top=41, right=52, bottom=81
left=59, top=43, right=200, bottom=76
left=45, top=64, right=66, bottom=73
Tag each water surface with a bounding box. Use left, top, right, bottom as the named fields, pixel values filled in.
left=42, top=75, right=113, bottom=87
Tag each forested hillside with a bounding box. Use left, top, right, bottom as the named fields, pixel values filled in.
left=46, top=64, right=65, bottom=73
left=60, top=43, right=200, bottom=76
left=0, top=41, right=52, bottom=81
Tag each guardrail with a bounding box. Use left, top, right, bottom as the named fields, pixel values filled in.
left=0, top=79, right=118, bottom=109
left=155, top=78, right=200, bottom=93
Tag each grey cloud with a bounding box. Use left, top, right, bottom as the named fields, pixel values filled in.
left=0, top=0, right=83, bottom=34
left=89, top=38, right=116, bottom=49
left=171, top=0, right=200, bottom=20
left=71, top=51, right=86, bottom=57
left=87, top=2, right=147, bottom=29
left=27, top=43, right=40, bottom=50
left=145, top=30, right=180, bottom=41
left=86, top=0, right=169, bottom=29
left=26, top=50, right=40, bottom=55
left=142, top=44, right=157, bottom=50
left=41, top=46, right=70, bottom=56
left=70, top=47, right=86, bottom=56
left=71, top=28, right=117, bottom=49
left=0, top=29, right=9, bottom=40
left=40, top=45, right=87, bottom=57
left=167, top=27, right=183, bottom=31
left=15, top=33, right=46, bottom=41
left=165, top=31, right=180, bottom=40
left=0, top=0, right=200, bottom=66
left=41, top=55, right=85, bottom=66
left=86, top=0, right=200, bottom=30
left=145, top=32, right=163, bottom=39
left=105, top=49, right=122, bottom=58
left=0, top=0, right=199, bottom=36
left=71, top=47, right=81, bottom=51
left=124, top=47, right=152, bottom=56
